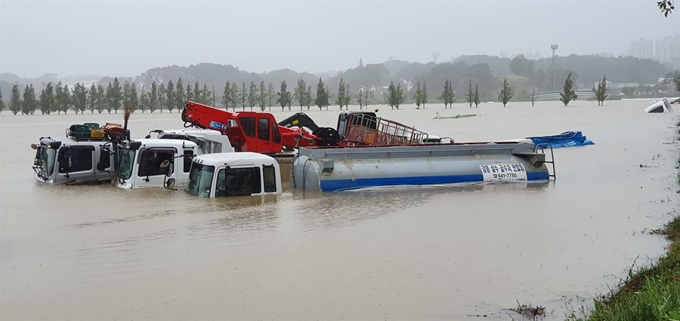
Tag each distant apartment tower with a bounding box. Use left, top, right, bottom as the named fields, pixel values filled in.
left=655, top=35, right=680, bottom=68
left=629, top=38, right=654, bottom=59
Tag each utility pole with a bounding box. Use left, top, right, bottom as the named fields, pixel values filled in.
left=551, top=44, right=559, bottom=90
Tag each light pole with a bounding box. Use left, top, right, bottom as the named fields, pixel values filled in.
left=551, top=44, right=559, bottom=90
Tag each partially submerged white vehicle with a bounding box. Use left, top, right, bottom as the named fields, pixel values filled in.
left=644, top=98, right=675, bottom=113
left=145, top=128, right=235, bottom=153
left=32, top=123, right=128, bottom=184
left=179, top=153, right=282, bottom=197
left=114, top=130, right=233, bottom=189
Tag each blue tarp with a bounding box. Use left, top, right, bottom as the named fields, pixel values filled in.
left=527, top=131, right=594, bottom=148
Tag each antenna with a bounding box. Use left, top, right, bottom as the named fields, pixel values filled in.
left=431, top=52, right=440, bottom=63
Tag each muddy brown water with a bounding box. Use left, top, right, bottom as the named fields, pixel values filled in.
left=1, top=100, right=677, bottom=320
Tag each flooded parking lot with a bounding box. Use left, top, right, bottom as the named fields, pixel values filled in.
left=0, top=99, right=677, bottom=320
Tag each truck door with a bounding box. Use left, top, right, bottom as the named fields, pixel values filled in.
left=56, top=145, right=95, bottom=183
left=257, top=117, right=273, bottom=153
left=136, top=147, right=176, bottom=188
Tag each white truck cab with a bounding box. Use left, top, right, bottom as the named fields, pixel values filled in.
left=181, top=153, right=282, bottom=198
left=116, top=130, right=235, bottom=189
left=115, top=139, right=201, bottom=189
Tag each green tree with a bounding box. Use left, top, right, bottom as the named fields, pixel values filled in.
left=88, top=84, right=97, bottom=114
left=315, top=78, right=328, bottom=110
left=149, top=81, right=158, bottom=113
left=230, top=82, right=239, bottom=111
left=129, top=83, right=138, bottom=112
left=423, top=82, right=429, bottom=108
left=498, top=78, right=514, bottom=107
left=123, top=81, right=131, bottom=111
left=110, top=78, right=122, bottom=113
left=294, top=78, right=307, bottom=110
left=357, top=87, right=367, bottom=110
left=96, top=84, right=105, bottom=114
left=201, top=83, right=212, bottom=106
left=674, top=73, right=680, bottom=92
left=0, top=86, right=4, bottom=113
left=473, top=85, right=481, bottom=108
left=9, top=84, right=22, bottom=115
left=240, top=82, right=247, bottom=111
left=72, top=83, right=88, bottom=114
left=531, top=87, right=537, bottom=107
left=39, top=82, right=55, bottom=115
left=440, top=79, right=455, bottom=109
left=593, top=75, right=608, bottom=106
left=258, top=81, right=267, bottom=111
left=166, top=80, right=175, bottom=113
left=277, top=81, right=292, bottom=111
left=304, top=85, right=313, bottom=110
left=560, top=73, right=578, bottom=106
left=186, top=83, right=193, bottom=102
left=193, top=82, right=201, bottom=104
left=414, top=82, right=422, bottom=109
left=387, top=82, right=404, bottom=109
left=54, top=82, right=64, bottom=114
left=158, top=82, right=167, bottom=112
left=658, top=0, right=675, bottom=16
left=139, top=88, right=148, bottom=113
left=248, top=81, right=257, bottom=111
left=465, top=80, right=474, bottom=108
left=222, top=81, right=232, bottom=110
left=175, top=77, right=185, bottom=108
left=267, top=83, right=274, bottom=111
left=61, top=84, right=72, bottom=114
left=22, top=84, right=37, bottom=115
left=336, top=78, right=350, bottom=110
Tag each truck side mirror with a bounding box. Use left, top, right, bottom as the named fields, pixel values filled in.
left=160, top=159, right=172, bottom=176
left=164, top=178, right=176, bottom=190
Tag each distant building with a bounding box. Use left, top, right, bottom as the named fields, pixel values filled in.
left=655, top=35, right=680, bottom=68
left=628, top=38, right=654, bottom=59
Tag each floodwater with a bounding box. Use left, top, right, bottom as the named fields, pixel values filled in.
left=0, top=99, right=677, bottom=320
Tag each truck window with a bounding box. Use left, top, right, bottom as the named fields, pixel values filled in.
left=240, top=117, right=256, bottom=137
left=138, top=149, right=174, bottom=177
left=183, top=150, right=193, bottom=173
left=100, top=149, right=111, bottom=169
left=219, top=167, right=261, bottom=197
left=263, top=165, right=277, bottom=193
left=272, top=125, right=281, bottom=144
left=58, top=146, right=94, bottom=173
left=258, top=118, right=270, bottom=141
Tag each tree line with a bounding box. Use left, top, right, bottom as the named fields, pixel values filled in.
left=2, top=72, right=679, bottom=115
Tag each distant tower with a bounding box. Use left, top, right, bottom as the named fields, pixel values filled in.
left=551, top=44, right=559, bottom=89
left=359, top=57, right=364, bottom=68
left=431, top=52, right=440, bottom=63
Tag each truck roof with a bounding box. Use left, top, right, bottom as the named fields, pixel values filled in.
left=194, top=152, right=277, bottom=166
left=132, top=138, right=199, bottom=148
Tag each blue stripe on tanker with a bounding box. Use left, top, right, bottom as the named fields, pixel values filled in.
left=319, top=171, right=550, bottom=192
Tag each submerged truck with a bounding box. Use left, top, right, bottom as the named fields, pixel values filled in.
left=114, top=129, right=233, bottom=189
left=178, top=152, right=283, bottom=197
left=32, top=123, right=129, bottom=184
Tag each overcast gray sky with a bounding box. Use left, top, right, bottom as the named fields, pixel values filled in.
left=1, top=0, right=678, bottom=78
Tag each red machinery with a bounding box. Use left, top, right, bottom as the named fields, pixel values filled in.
left=181, top=101, right=340, bottom=154
left=181, top=101, right=432, bottom=154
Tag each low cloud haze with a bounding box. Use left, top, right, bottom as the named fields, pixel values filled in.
left=1, top=0, right=678, bottom=78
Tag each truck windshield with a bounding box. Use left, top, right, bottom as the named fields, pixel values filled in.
left=37, top=147, right=56, bottom=176
left=186, top=163, right=214, bottom=197
left=118, top=149, right=136, bottom=180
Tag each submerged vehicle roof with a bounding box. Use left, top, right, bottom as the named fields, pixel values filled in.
left=128, top=138, right=200, bottom=147
left=160, top=128, right=223, bottom=136
left=194, top=152, right=277, bottom=166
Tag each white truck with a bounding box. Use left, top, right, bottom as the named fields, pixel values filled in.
left=177, top=153, right=282, bottom=197
left=114, top=130, right=233, bottom=189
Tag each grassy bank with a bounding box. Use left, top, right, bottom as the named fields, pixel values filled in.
left=569, top=124, right=680, bottom=321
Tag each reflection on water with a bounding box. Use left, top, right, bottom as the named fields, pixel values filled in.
left=0, top=101, right=677, bottom=321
